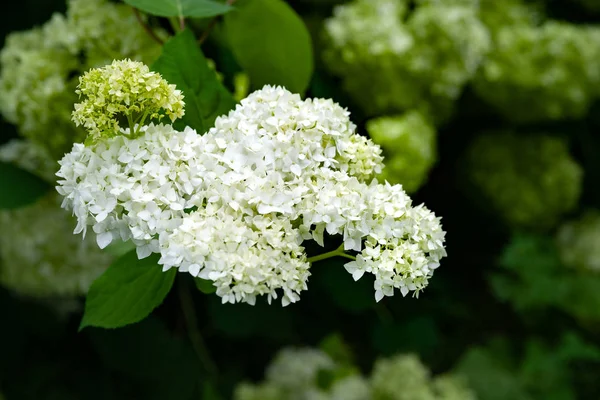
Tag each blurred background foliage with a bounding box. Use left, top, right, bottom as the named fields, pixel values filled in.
left=1, top=0, right=600, bottom=399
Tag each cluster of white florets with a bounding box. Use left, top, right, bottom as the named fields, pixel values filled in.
left=57, top=67, right=447, bottom=306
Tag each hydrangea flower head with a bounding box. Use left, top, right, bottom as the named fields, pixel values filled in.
left=474, top=21, right=600, bottom=122
left=57, top=84, right=446, bottom=305
left=72, top=59, right=185, bottom=140
left=322, top=0, right=490, bottom=122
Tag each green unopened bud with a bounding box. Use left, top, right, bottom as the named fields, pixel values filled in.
left=72, top=59, right=185, bottom=140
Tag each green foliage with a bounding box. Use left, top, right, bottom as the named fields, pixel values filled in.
left=224, top=0, right=314, bottom=93
left=491, top=233, right=600, bottom=324
left=124, top=0, right=233, bottom=18
left=195, top=278, right=217, bottom=294
left=152, top=29, right=236, bottom=133
left=455, top=334, right=600, bottom=400
left=0, top=161, right=51, bottom=209
left=80, top=250, right=177, bottom=330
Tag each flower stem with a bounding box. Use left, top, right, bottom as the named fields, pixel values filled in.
left=307, top=244, right=356, bottom=264
left=178, top=281, right=218, bottom=378
left=126, top=114, right=135, bottom=135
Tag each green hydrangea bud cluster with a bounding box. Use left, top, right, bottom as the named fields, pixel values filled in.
left=366, top=111, right=436, bottom=193
left=0, top=140, right=112, bottom=298
left=322, top=0, right=490, bottom=122
left=234, top=348, right=475, bottom=400
left=556, top=211, right=600, bottom=273
left=72, top=59, right=185, bottom=140
left=465, top=132, right=582, bottom=231
left=474, top=18, right=600, bottom=122
left=0, top=0, right=163, bottom=157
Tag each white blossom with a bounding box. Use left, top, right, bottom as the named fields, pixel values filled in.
left=57, top=84, right=446, bottom=305
left=56, top=123, right=206, bottom=257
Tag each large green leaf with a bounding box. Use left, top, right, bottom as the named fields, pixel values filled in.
left=152, top=29, right=236, bottom=134
left=80, top=250, right=177, bottom=330
left=224, top=0, right=314, bottom=93
left=0, top=162, right=52, bottom=209
left=124, top=0, right=232, bottom=18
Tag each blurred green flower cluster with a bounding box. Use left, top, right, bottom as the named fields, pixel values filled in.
left=322, top=0, right=490, bottom=122
left=474, top=21, right=600, bottom=122
left=464, top=132, right=582, bottom=231
left=556, top=210, right=600, bottom=273
left=0, top=0, right=163, bottom=157
left=367, top=111, right=436, bottom=193
left=235, top=347, right=475, bottom=400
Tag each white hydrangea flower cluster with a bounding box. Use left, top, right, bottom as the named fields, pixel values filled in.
left=234, top=347, right=476, bottom=400
left=556, top=211, right=600, bottom=273
left=0, top=0, right=163, bottom=157
left=322, top=0, right=490, bottom=122
left=57, top=84, right=447, bottom=305
left=0, top=140, right=112, bottom=298
left=56, top=123, right=204, bottom=257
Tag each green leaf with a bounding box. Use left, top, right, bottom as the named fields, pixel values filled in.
left=224, top=0, right=314, bottom=93
left=314, top=258, right=375, bottom=313
left=124, top=0, right=233, bottom=18
left=0, top=162, right=52, bottom=209
left=80, top=250, right=176, bottom=330
left=195, top=278, right=217, bottom=294
left=152, top=29, right=236, bottom=133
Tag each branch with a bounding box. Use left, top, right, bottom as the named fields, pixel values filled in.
left=198, top=0, right=238, bottom=45
left=132, top=7, right=164, bottom=45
